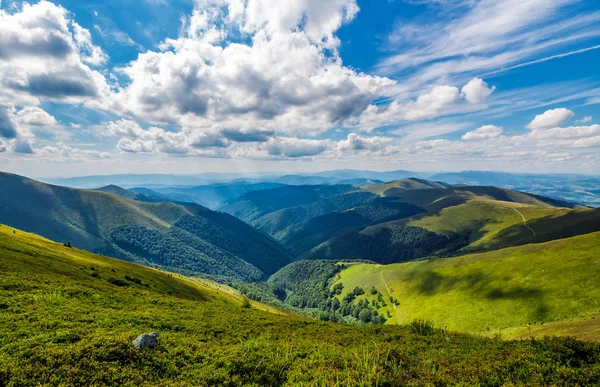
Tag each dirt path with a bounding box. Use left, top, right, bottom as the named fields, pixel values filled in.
left=513, top=208, right=536, bottom=237
left=379, top=270, right=402, bottom=324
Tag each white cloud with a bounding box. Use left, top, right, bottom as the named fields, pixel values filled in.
left=36, top=143, right=111, bottom=159
left=462, top=125, right=503, bottom=141
left=265, top=137, right=330, bottom=158
left=15, top=106, right=58, bottom=126
left=0, top=107, right=17, bottom=138
left=355, top=78, right=488, bottom=131
left=107, top=0, right=393, bottom=138
left=572, top=136, right=600, bottom=148
left=336, top=133, right=391, bottom=152
left=461, top=78, right=495, bottom=104
left=576, top=116, right=592, bottom=124
left=0, top=1, right=110, bottom=106
left=527, top=108, right=574, bottom=130
left=527, top=124, right=600, bottom=140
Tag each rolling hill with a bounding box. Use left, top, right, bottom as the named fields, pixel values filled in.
left=222, top=178, right=600, bottom=264
left=331, top=231, right=600, bottom=341
left=2, top=224, right=600, bottom=385
left=0, top=172, right=291, bottom=281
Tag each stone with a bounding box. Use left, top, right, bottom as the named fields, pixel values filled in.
left=133, top=332, right=159, bottom=349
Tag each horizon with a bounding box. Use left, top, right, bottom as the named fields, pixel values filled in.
left=0, top=0, right=599, bottom=176
left=3, top=167, right=600, bottom=182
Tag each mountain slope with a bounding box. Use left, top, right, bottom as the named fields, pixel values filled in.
left=219, top=184, right=356, bottom=223
left=300, top=182, right=600, bottom=262
left=331, top=231, right=600, bottom=340
left=2, top=224, right=600, bottom=385
left=0, top=172, right=291, bottom=281
left=229, top=179, right=599, bottom=264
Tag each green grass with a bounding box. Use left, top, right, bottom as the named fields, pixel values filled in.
left=333, top=231, right=600, bottom=341
left=3, top=225, right=600, bottom=385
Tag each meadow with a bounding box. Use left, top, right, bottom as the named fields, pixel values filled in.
left=333, top=231, right=600, bottom=340
left=2, top=225, right=600, bottom=385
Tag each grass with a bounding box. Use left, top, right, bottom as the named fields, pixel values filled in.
left=2, top=224, right=600, bottom=385
left=333, top=231, right=600, bottom=341
left=362, top=197, right=600, bottom=253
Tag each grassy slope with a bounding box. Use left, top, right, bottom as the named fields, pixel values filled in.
left=361, top=178, right=452, bottom=196
left=2, top=225, right=600, bottom=385
left=361, top=185, right=600, bottom=253
left=333, top=231, right=600, bottom=341
left=0, top=172, right=191, bottom=251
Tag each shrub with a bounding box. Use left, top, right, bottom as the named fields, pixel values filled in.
left=241, top=297, right=251, bottom=308
left=409, top=319, right=436, bottom=336
left=107, top=277, right=129, bottom=287
left=352, top=287, right=365, bottom=296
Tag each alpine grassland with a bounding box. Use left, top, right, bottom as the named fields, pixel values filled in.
left=2, top=224, right=600, bottom=385
left=333, top=231, right=600, bottom=341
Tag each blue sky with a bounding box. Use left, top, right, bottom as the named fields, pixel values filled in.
left=0, top=0, right=599, bottom=177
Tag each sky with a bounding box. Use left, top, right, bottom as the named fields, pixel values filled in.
left=0, top=0, right=599, bottom=178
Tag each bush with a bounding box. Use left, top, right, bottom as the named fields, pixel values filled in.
left=241, top=297, right=251, bottom=308
left=409, top=319, right=435, bottom=336
left=107, top=277, right=129, bottom=287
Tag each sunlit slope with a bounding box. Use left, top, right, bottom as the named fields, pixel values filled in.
left=332, top=231, right=600, bottom=340
left=361, top=178, right=452, bottom=196
left=5, top=225, right=600, bottom=384
left=363, top=198, right=600, bottom=253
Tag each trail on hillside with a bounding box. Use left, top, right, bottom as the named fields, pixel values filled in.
left=513, top=208, right=536, bottom=237
left=379, top=270, right=402, bottom=324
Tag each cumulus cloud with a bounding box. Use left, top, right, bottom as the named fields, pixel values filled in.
left=222, top=129, right=275, bottom=143
left=527, top=125, right=600, bottom=140
left=15, top=107, right=58, bottom=126
left=576, top=116, right=593, bottom=124
left=37, top=143, right=111, bottom=159
left=0, top=1, right=110, bottom=106
left=13, top=138, right=35, bottom=154
left=265, top=138, right=330, bottom=158
left=356, top=78, right=490, bottom=131
left=337, top=133, right=391, bottom=152
left=527, top=108, right=574, bottom=130
left=108, top=0, right=393, bottom=138
left=572, top=136, right=600, bottom=148
left=462, top=125, right=503, bottom=141
left=0, top=107, right=18, bottom=139
left=461, top=78, right=495, bottom=104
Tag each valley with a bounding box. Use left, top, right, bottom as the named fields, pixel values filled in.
left=2, top=170, right=600, bottom=384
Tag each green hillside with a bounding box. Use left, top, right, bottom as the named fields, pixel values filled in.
left=0, top=172, right=291, bottom=281
left=219, top=179, right=600, bottom=265
left=2, top=224, right=600, bottom=385
left=331, top=231, right=600, bottom=341
left=361, top=178, right=452, bottom=195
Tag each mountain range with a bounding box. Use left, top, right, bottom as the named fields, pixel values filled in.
left=0, top=172, right=291, bottom=281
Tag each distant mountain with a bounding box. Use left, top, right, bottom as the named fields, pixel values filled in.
left=0, top=172, right=291, bottom=281
left=222, top=178, right=600, bottom=264
left=431, top=171, right=600, bottom=207
left=148, top=182, right=285, bottom=209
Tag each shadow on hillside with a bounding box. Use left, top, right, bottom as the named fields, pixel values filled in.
left=413, top=268, right=550, bottom=322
